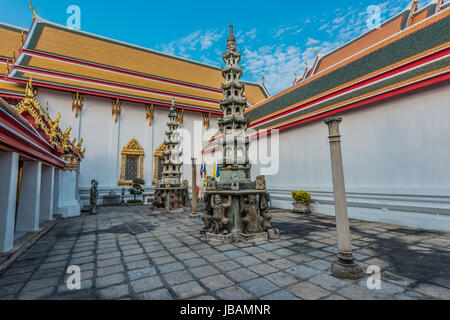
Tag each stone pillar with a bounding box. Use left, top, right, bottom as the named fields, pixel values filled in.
left=16, top=161, right=42, bottom=232
left=0, top=152, right=19, bottom=252
left=324, top=117, right=363, bottom=280
left=40, top=165, right=55, bottom=222
left=53, top=168, right=61, bottom=214
left=190, top=157, right=198, bottom=218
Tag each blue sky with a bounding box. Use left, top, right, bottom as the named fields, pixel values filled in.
left=0, top=0, right=431, bottom=94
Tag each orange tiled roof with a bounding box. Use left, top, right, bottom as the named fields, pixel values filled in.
left=4, top=18, right=268, bottom=113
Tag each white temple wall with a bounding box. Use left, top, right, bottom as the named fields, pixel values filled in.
left=38, top=87, right=218, bottom=206
left=249, top=84, right=450, bottom=232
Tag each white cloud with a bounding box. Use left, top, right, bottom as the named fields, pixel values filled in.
left=242, top=44, right=306, bottom=94
left=157, top=29, right=225, bottom=59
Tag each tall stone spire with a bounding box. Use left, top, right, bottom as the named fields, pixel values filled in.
left=162, top=98, right=182, bottom=186
left=218, top=24, right=251, bottom=184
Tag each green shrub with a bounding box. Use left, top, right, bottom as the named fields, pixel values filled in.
left=292, top=191, right=311, bottom=204
left=129, top=178, right=145, bottom=201
left=127, top=199, right=143, bottom=204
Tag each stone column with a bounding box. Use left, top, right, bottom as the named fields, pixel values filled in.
left=40, top=165, right=55, bottom=222
left=16, top=161, right=42, bottom=232
left=0, top=152, right=19, bottom=252
left=53, top=168, right=61, bottom=214
left=190, top=157, right=198, bottom=218
left=324, top=117, right=363, bottom=279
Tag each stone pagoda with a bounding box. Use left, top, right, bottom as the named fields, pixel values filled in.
left=202, top=25, right=274, bottom=243
left=154, top=98, right=189, bottom=212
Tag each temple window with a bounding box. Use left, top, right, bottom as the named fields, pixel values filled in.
left=118, top=138, right=144, bottom=186
left=153, top=142, right=167, bottom=185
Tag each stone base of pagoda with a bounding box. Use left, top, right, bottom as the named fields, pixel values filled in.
left=239, top=232, right=268, bottom=242
left=205, top=232, right=234, bottom=244
left=154, top=186, right=189, bottom=212
left=204, top=189, right=269, bottom=244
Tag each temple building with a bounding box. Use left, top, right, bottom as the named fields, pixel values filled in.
left=0, top=15, right=268, bottom=210
left=0, top=79, right=84, bottom=253
left=203, top=0, right=450, bottom=232
left=0, top=0, right=448, bottom=256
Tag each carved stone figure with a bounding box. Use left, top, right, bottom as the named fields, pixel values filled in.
left=182, top=188, right=190, bottom=207
left=255, top=175, right=266, bottom=190
left=154, top=190, right=166, bottom=209
left=205, top=194, right=232, bottom=234
left=89, top=179, right=98, bottom=215
left=206, top=176, right=216, bottom=191
left=231, top=174, right=239, bottom=191
left=169, top=190, right=181, bottom=210
left=259, top=192, right=272, bottom=231
left=241, top=195, right=262, bottom=234
left=181, top=179, right=189, bottom=188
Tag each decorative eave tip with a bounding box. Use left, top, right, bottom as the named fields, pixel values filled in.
left=30, top=0, right=38, bottom=20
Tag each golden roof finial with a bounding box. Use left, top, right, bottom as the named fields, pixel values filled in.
left=25, top=76, right=35, bottom=97
left=30, top=0, right=37, bottom=20
left=304, top=59, right=309, bottom=68
left=63, top=126, right=72, bottom=136
left=21, top=30, right=25, bottom=47
left=261, top=70, right=265, bottom=82
left=313, top=44, right=318, bottom=56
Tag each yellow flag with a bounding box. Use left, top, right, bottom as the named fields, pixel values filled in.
left=213, top=163, right=217, bottom=179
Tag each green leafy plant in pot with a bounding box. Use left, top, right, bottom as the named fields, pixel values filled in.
left=292, top=191, right=311, bottom=213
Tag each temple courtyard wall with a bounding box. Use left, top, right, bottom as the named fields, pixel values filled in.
left=37, top=88, right=218, bottom=208
left=249, top=83, right=450, bottom=232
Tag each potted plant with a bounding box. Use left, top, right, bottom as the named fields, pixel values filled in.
left=292, top=191, right=311, bottom=213
left=128, top=178, right=145, bottom=205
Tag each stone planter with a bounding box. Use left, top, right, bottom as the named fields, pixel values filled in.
left=293, top=202, right=310, bottom=214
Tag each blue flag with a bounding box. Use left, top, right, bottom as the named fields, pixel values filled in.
left=216, top=161, right=220, bottom=178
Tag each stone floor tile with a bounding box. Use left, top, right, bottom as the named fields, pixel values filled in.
left=172, top=281, right=205, bottom=299
left=240, top=278, right=280, bottom=297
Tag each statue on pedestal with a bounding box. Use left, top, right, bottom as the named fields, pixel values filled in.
left=259, top=193, right=272, bottom=231
left=241, top=195, right=263, bottom=234
left=203, top=194, right=232, bottom=234
left=154, top=190, right=166, bottom=209
left=169, top=190, right=181, bottom=210
left=89, top=179, right=98, bottom=215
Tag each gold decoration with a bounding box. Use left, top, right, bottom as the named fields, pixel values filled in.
left=30, top=0, right=37, bottom=20
left=112, top=98, right=121, bottom=123
left=118, top=138, right=145, bottom=186
left=152, top=142, right=167, bottom=185
left=62, top=155, right=79, bottom=171
left=177, top=108, right=184, bottom=127
left=21, top=30, right=25, bottom=47
left=145, top=104, right=154, bottom=127
left=72, top=92, right=83, bottom=118
left=202, top=112, right=211, bottom=130
left=15, top=77, right=85, bottom=170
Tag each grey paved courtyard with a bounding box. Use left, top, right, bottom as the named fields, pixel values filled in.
left=1, top=206, right=449, bottom=300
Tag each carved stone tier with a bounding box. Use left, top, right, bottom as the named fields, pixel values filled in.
left=154, top=185, right=190, bottom=212
left=203, top=188, right=272, bottom=244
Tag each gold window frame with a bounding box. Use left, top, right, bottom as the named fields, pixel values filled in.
left=152, top=142, right=167, bottom=185
left=118, top=138, right=144, bottom=186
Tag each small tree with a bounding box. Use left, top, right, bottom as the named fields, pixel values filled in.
left=129, top=178, right=145, bottom=201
